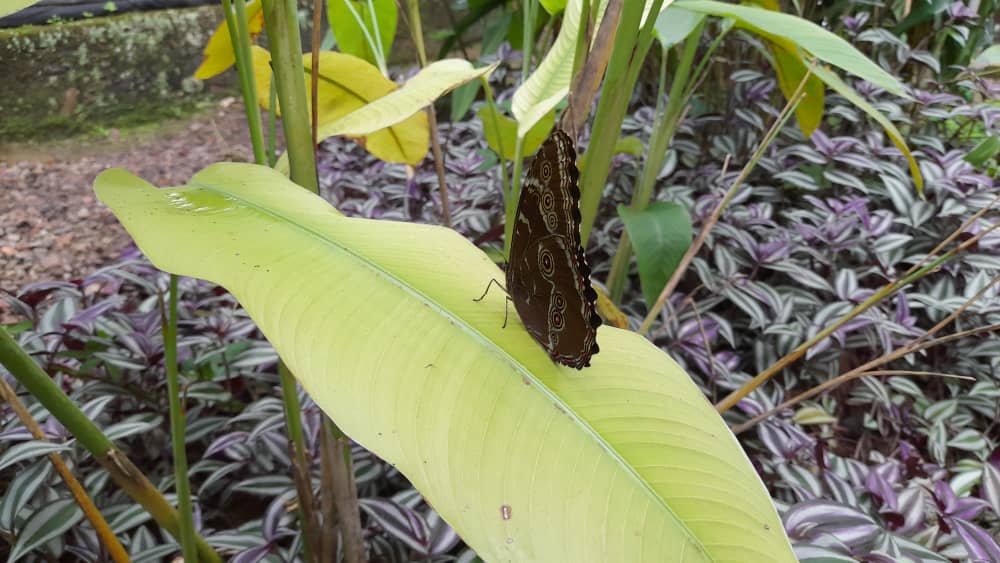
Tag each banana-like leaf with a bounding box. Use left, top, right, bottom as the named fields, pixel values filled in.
left=512, top=0, right=609, bottom=138
left=0, top=0, right=39, bottom=18
left=806, top=61, right=923, bottom=195
left=315, top=59, right=497, bottom=144
left=327, top=0, right=398, bottom=67
left=193, top=0, right=264, bottom=80
left=252, top=46, right=429, bottom=165
left=674, top=0, right=906, bottom=96
left=95, top=163, right=795, bottom=562
left=477, top=105, right=555, bottom=160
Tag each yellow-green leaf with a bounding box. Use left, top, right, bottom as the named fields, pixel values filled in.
left=540, top=0, right=568, bottom=14
left=252, top=46, right=430, bottom=164
left=806, top=61, right=923, bottom=195
left=793, top=405, right=838, bottom=426
left=614, top=135, right=645, bottom=157
left=96, top=163, right=796, bottom=563
left=327, top=0, right=397, bottom=66
left=770, top=44, right=825, bottom=136
left=674, top=0, right=907, bottom=96
left=194, top=0, right=264, bottom=80
left=476, top=106, right=555, bottom=160
left=0, top=0, right=40, bottom=18
left=512, top=0, right=609, bottom=137
left=314, top=59, right=497, bottom=164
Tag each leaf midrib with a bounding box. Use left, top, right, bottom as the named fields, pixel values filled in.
left=189, top=177, right=708, bottom=557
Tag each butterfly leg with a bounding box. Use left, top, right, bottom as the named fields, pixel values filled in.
left=473, top=278, right=508, bottom=302
left=502, top=295, right=512, bottom=329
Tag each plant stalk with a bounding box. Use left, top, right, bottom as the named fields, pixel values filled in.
left=405, top=0, right=453, bottom=227
left=162, top=275, right=198, bottom=562
left=0, top=377, right=129, bottom=563
left=222, top=0, right=267, bottom=164
left=262, top=0, right=320, bottom=194
left=606, top=27, right=702, bottom=301
left=578, top=0, right=665, bottom=244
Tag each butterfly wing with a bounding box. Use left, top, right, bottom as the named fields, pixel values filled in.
left=506, top=129, right=601, bottom=369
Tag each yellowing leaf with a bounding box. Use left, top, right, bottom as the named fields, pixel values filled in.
left=770, top=44, right=825, bottom=136
left=594, top=286, right=629, bottom=329
left=476, top=106, right=555, bottom=160
left=314, top=59, right=497, bottom=164
left=193, top=0, right=264, bottom=80
left=96, top=162, right=798, bottom=562
left=252, top=46, right=430, bottom=164
left=0, top=0, right=40, bottom=18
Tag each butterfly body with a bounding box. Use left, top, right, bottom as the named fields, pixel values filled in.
left=506, top=129, right=600, bottom=369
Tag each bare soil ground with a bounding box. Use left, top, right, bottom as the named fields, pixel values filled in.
left=0, top=97, right=263, bottom=311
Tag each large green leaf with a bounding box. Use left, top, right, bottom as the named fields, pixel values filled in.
left=315, top=59, right=498, bottom=144
left=512, top=0, right=608, bottom=137
left=95, top=163, right=795, bottom=562
left=673, top=0, right=906, bottom=96
left=806, top=61, right=924, bottom=194
left=477, top=105, right=555, bottom=160
left=0, top=0, right=38, bottom=18
left=654, top=6, right=706, bottom=49
left=618, top=202, right=693, bottom=307
left=328, top=0, right=398, bottom=66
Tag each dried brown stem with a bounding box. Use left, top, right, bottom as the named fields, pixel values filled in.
left=732, top=270, right=1000, bottom=434
left=0, top=378, right=130, bottom=563
left=562, top=0, right=622, bottom=140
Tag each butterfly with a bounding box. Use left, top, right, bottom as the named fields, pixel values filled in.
left=477, top=129, right=601, bottom=369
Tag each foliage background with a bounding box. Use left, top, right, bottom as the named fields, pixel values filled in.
left=2, top=0, right=1000, bottom=560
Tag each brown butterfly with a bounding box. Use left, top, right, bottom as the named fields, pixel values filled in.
left=477, top=129, right=601, bottom=369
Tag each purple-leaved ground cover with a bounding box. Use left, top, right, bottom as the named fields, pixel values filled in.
left=2, top=5, right=999, bottom=561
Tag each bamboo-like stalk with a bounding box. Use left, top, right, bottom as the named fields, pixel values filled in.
left=221, top=0, right=267, bottom=165
left=0, top=377, right=129, bottom=563
left=605, top=28, right=702, bottom=301
left=162, top=276, right=198, bottom=562
left=563, top=0, right=621, bottom=140
left=324, top=418, right=366, bottom=563
left=0, top=329, right=223, bottom=563
left=261, top=0, right=322, bottom=558
left=262, top=0, right=320, bottom=194
left=502, top=0, right=540, bottom=257
left=405, top=0, right=453, bottom=227
left=577, top=0, right=665, bottom=244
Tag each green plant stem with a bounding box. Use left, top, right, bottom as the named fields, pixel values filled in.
left=481, top=78, right=510, bottom=198
left=280, top=363, right=320, bottom=563
left=262, top=0, right=320, bottom=194
left=606, top=27, right=702, bottom=301
left=261, top=1, right=321, bottom=558
left=222, top=0, right=267, bottom=165
left=0, top=327, right=223, bottom=563
left=504, top=136, right=526, bottom=257
left=406, top=0, right=452, bottom=227
left=503, top=0, right=538, bottom=256
left=162, top=275, right=198, bottom=563
left=268, top=77, right=278, bottom=167
left=578, top=0, right=665, bottom=244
